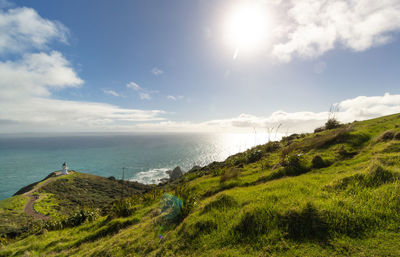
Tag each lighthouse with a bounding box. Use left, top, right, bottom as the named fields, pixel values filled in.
left=61, top=162, right=69, bottom=175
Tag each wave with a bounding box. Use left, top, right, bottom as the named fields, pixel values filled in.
left=129, top=168, right=170, bottom=184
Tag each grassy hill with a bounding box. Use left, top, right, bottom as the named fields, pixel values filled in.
left=1, top=113, right=400, bottom=256
left=0, top=172, right=151, bottom=240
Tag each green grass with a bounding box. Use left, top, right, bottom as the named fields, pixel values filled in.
left=0, top=195, right=32, bottom=239
left=1, top=113, right=400, bottom=256
left=33, top=193, right=60, bottom=218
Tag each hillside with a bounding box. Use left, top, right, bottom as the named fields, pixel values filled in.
left=1, top=113, right=400, bottom=256
left=0, top=171, right=151, bottom=239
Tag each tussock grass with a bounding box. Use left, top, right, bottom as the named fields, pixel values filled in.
left=201, top=194, right=238, bottom=214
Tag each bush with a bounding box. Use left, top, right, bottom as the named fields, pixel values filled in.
left=283, top=155, right=309, bottom=176
left=314, top=126, right=325, bottom=133
left=378, top=130, right=395, bottom=142
left=311, top=155, right=326, bottom=169
left=394, top=132, right=400, bottom=140
left=246, top=150, right=263, bottom=163
left=220, top=168, right=240, bottom=184
left=264, top=141, right=281, bottom=152
left=0, top=236, right=8, bottom=246
left=111, top=199, right=137, bottom=217
left=173, top=184, right=198, bottom=221
left=325, top=118, right=341, bottom=130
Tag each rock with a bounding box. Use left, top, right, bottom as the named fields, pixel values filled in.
left=166, top=166, right=183, bottom=180
left=159, top=178, right=169, bottom=183
left=188, top=165, right=201, bottom=173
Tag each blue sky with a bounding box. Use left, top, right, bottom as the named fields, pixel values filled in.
left=1, top=0, right=400, bottom=133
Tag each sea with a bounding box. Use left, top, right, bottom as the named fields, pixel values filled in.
left=0, top=133, right=271, bottom=200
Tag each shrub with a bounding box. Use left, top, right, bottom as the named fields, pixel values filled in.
left=394, top=132, right=400, bottom=140
left=264, top=141, right=281, bottom=152
left=325, top=118, right=341, bottom=130
left=377, top=130, right=395, bottom=142
left=173, top=184, right=198, bottom=221
left=314, top=126, right=325, bottom=133
left=0, top=236, right=8, bottom=246
left=246, top=150, right=263, bottom=164
left=38, top=208, right=101, bottom=232
left=111, top=199, right=137, bottom=217
left=220, top=168, right=240, bottom=184
left=142, top=189, right=163, bottom=204
left=283, top=155, right=309, bottom=176
left=311, top=155, right=326, bottom=169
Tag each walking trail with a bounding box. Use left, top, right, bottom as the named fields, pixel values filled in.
left=23, top=171, right=61, bottom=220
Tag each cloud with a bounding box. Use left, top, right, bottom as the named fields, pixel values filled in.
left=0, top=5, right=166, bottom=133
left=127, top=93, right=400, bottom=133
left=103, top=89, right=119, bottom=97
left=140, top=93, right=151, bottom=100
left=126, top=81, right=158, bottom=100
left=270, top=0, right=400, bottom=62
left=151, top=67, right=164, bottom=76
left=0, top=7, right=68, bottom=55
left=0, top=51, right=83, bottom=99
left=126, top=81, right=142, bottom=91
left=167, top=95, right=184, bottom=101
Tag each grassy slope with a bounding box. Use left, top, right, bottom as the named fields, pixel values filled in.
left=0, top=172, right=151, bottom=238
left=1, top=114, right=400, bottom=256
left=34, top=172, right=152, bottom=217
left=0, top=196, right=31, bottom=238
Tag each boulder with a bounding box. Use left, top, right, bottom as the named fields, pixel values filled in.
left=166, top=166, right=183, bottom=180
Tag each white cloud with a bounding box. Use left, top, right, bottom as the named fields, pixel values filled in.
left=126, top=93, right=400, bottom=133
left=0, top=51, right=83, bottom=99
left=0, top=6, right=166, bottom=133
left=140, top=93, right=151, bottom=100
left=0, top=7, right=68, bottom=54
left=126, top=81, right=158, bottom=100
left=126, top=81, right=142, bottom=91
left=270, top=0, right=400, bottom=62
left=151, top=67, right=164, bottom=76
left=103, top=89, right=119, bottom=97
left=337, top=93, right=400, bottom=121
left=167, top=95, right=184, bottom=101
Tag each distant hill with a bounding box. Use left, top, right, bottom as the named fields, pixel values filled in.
left=1, top=113, right=400, bottom=256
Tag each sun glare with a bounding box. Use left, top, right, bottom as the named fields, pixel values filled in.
left=224, top=3, right=269, bottom=58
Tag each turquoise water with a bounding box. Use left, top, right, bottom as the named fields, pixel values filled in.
left=0, top=133, right=269, bottom=200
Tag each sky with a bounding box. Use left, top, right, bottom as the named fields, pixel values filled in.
left=0, top=0, right=400, bottom=134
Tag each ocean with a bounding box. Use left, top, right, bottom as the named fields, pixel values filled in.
left=0, top=133, right=270, bottom=200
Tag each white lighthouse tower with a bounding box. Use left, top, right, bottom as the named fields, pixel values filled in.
left=61, top=162, right=69, bottom=175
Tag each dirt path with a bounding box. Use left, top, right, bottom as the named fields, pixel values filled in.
left=23, top=172, right=61, bottom=220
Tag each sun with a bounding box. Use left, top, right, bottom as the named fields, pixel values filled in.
left=224, top=3, right=269, bottom=58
